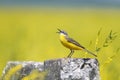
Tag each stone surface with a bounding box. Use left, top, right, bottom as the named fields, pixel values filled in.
left=2, top=58, right=100, bottom=80
left=44, top=58, right=100, bottom=80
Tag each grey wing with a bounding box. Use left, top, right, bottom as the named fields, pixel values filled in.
left=66, top=37, right=85, bottom=49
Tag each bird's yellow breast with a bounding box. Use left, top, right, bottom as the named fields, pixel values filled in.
left=59, top=35, right=82, bottom=50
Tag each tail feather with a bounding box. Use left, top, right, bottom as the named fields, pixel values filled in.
left=84, top=49, right=97, bottom=57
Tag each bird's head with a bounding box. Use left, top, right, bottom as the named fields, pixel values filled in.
left=57, top=29, right=68, bottom=36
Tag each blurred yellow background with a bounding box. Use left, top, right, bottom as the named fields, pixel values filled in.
left=0, top=7, right=120, bottom=80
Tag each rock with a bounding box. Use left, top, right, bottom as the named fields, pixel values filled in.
left=44, top=58, right=100, bottom=80
left=2, top=58, right=100, bottom=80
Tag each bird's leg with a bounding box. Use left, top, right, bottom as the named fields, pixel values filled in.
left=67, top=49, right=74, bottom=58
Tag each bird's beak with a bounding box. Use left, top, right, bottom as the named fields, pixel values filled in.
left=56, top=28, right=61, bottom=33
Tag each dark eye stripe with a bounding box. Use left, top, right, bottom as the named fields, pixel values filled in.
left=61, top=31, right=68, bottom=35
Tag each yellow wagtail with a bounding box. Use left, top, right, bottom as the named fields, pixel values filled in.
left=57, top=29, right=97, bottom=58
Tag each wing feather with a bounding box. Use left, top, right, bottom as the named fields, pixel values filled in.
left=66, top=37, right=85, bottom=49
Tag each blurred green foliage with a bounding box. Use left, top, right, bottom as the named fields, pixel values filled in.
left=2, top=64, right=22, bottom=80
left=2, top=64, right=47, bottom=80
left=22, top=70, right=47, bottom=80
left=0, top=7, right=120, bottom=80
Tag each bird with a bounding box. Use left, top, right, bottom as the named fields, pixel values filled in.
left=57, top=29, right=97, bottom=58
